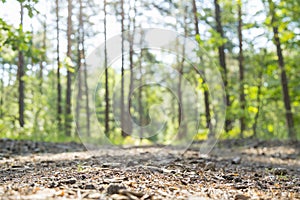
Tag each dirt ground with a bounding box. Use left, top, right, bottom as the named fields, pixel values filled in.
left=0, top=138, right=299, bottom=200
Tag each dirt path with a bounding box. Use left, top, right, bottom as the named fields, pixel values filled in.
left=0, top=139, right=299, bottom=199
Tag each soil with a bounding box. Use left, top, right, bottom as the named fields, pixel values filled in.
left=0, top=138, right=299, bottom=200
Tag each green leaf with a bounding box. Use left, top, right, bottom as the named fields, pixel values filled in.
left=280, top=31, right=295, bottom=43
left=64, top=56, right=75, bottom=73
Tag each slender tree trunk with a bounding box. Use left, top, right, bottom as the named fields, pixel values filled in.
left=18, top=2, right=25, bottom=127
left=82, top=36, right=90, bottom=136
left=177, top=5, right=188, bottom=139
left=253, top=63, right=263, bottom=137
left=76, top=0, right=90, bottom=136
left=121, top=0, right=126, bottom=137
left=104, top=0, right=109, bottom=136
left=39, top=15, right=47, bottom=93
left=127, top=0, right=137, bottom=136
left=192, top=0, right=211, bottom=130
left=76, top=29, right=82, bottom=133
left=138, top=47, right=143, bottom=140
left=0, top=62, right=4, bottom=118
left=65, top=0, right=73, bottom=136
left=237, top=0, right=245, bottom=137
left=268, top=0, right=295, bottom=140
left=214, top=0, right=231, bottom=132
left=273, top=28, right=295, bottom=139
left=56, top=0, right=62, bottom=130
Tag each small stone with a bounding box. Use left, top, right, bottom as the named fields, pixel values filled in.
left=232, top=157, right=242, bottom=164
left=234, top=177, right=243, bottom=182
left=84, top=184, right=96, bottom=190
left=107, top=184, right=126, bottom=195
left=235, top=194, right=250, bottom=200
left=204, top=162, right=215, bottom=171
left=102, top=163, right=121, bottom=168
left=59, top=178, right=76, bottom=185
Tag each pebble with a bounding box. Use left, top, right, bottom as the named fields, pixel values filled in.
left=204, top=162, right=216, bottom=171
left=107, top=184, right=126, bottom=195
left=232, top=157, right=242, bottom=164
left=235, top=194, right=250, bottom=200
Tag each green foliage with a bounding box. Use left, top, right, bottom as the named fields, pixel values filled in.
left=0, top=0, right=299, bottom=145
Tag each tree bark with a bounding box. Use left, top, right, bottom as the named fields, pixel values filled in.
left=121, top=0, right=126, bottom=137
left=104, top=0, right=109, bottom=136
left=253, top=61, right=263, bottom=137
left=76, top=0, right=91, bottom=136
left=18, top=2, right=25, bottom=127
left=177, top=5, right=188, bottom=139
left=192, top=0, right=211, bottom=130
left=56, top=0, right=62, bottom=130
left=39, top=15, right=47, bottom=93
left=268, top=0, right=295, bottom=140
left=0, top=61, right=4, bottom=118
left=273, top=27, right=295, bottom=140
left=76, top=16, right=82, bottom=133
left=214, top=0, right=231, bottom=132
left=237, top=0, right=245, bottom=136
left=65, top=0, right=73, bottom=136
left=138, top=44, right=144, bottom=140
left=127, top=0, right=137, bottom=136
left=82, top=35, right=90, bottom=136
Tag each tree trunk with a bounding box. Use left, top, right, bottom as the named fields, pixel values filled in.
left=76, top=26, right=82, bottom=133
left=214, top=0, right=231, bottom=132
left=104, top=0, right=109, bottom=136
left=0, top=61, right=4, bottom=118
left=138, top=46, right=144, bottom=140
left=268, top=0, right=295, bottom=140
left=82, top=35, right=90, bottom=137
left=75, top=0, right=90, bottom=136
left=192, top=0, right=211, bottom=130
left=273, top=26, right=295, bottom=140
left=177, top=5, right=188, bottom=139
left=18, top=2, right=25, bottom=127
left=121, top=0, right=126, bottom=137
left=65, top=0, right=73, bottom=136
left=39, top=15, right=47, bottom=93
left=127, top=0, right=137, bottom=136
left=237, top=0, right=245, bottom=137
left=253, top=61, right=263, bottom=137
left=56, top=0, right=62, bottom=130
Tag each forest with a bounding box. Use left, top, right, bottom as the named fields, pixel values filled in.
left=1, top=0, right=299, bottom=144
left=0, top=0, right=299, bottom=199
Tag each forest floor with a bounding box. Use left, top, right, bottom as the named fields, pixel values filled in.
left=0, top=138, right=299, bottom=200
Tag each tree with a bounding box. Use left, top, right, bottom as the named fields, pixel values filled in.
left=127, top=0, right=137, bottom=136
left=82, top=26, right=90, bottom=137
left=65, top=0, right=73, bottom=136
left=104, top=0, right=109, bottom=136
left=213, top=0, right=231, bottom=132
left=75, top=10, right=83, bottom=133
left=120, top=0, right=126, bottom=137
left=17, top=1, right=25, bottom=127
left=138, top=32, right=144, bottom=140
left=177, top=4, right=188, bottom=139
left=38, top=14, right=47, bottom=93
left=55, top=0, right=62, bottom=130
left=192, top=0, right=211, bottom=130
left=237, top=0, right=245, bottom=136
left=252, top=49, right=266, bottom=137
left=266, top=0, right=295, bottom=140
